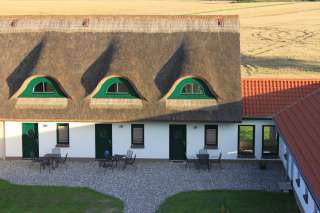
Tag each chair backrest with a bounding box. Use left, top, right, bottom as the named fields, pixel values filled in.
left=127, top=149, right=133, bottom=158
left=199, top=149, right=208, bottom=155
left=130, top=154, right=136, bottom=164
left=52, top=147, right=61, bottom=155
left=218, top=152, right=222, bottom=160
left=63, top=153, right=68, bottom=163
left=104, top=150, right=110, bottom=159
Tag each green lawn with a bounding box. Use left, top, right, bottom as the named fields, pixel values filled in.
left=157, top=190, right=299, bottom=213
left=0, top=179, right=123, bottom=213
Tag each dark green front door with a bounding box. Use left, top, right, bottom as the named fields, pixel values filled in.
left=22, top=123, right=39, bottom=159
left=95, top=124, right=112, bottom=159
left=169, top=125, right=186, bottom=160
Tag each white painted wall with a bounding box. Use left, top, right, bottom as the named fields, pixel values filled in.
left=113, top=123, right=169, bottom=159
left=38, top=122, right=95, bottom=158
left=4, top=120, right=277, bottom=160
left=5, top=122, right=22, bottom=157
left=186, top=123, right=238, bottom=159
left=279, top=137, right=320, bottom=213
left=0, top=121, right=5, bottom=159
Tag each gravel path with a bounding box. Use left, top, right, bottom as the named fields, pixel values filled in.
left=0, top=160, right=287, bottom=213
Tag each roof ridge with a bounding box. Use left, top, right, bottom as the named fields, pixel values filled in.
left=241, top=78, right=320, bottom=81
left=0, top=15, right=240, bottom=33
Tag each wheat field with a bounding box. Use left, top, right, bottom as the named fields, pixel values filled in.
left=0, top=0, right=319, bottom=78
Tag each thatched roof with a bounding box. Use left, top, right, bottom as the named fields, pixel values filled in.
left=0, top=16, right=241, bottom=123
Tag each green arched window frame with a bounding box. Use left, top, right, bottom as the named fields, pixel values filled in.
left=168, top=78, right=215, bottom=99
left=93, top=77, right=140, bottom=99
left=19, top=77, right=66, bottom=98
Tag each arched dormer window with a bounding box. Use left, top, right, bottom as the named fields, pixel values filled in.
left=93, top=77, right=139, bottom=99
left=19, top=77, right=66, bottom=98
left=33, top=82, right=55, bottom=93
left=169, top=77, right=215, bottom=99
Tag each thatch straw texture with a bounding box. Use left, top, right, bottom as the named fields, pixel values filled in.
left=0, top=16, right=241, bottom=122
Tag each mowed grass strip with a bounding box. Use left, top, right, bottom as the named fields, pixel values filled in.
left=157, top=190, right=299, bottom=213
left=0, top=179, right=123, bottom=213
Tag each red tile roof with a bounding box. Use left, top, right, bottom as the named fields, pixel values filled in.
left=242, top=79, right=320, bottom=118
left=274, top=89, right=320, bottom=206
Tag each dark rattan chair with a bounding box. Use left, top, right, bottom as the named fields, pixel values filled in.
left=58, top=153, right=68, bottom=166
left=99, top=150, right=115, bottom=172
left=39, top=157, right=51, bottom=173
left=123, top=154, right=136, bottom=169
left=197, top=154, right=210, bottom=171
left=211, top=152, right=222, bottom=167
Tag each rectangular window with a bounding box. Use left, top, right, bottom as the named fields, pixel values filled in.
left=131, top=124, right=144, bottom=148
left=262, top=125, right=279, bottom=157
left=304, top=187, right=309, bottom=204
left=57, top=123, right=69, bottom=146
left=296, top=172, right=301, bottom=187
left=238, top=125, right=255, bottom=157
left=205, top=125, right=218, bottom=149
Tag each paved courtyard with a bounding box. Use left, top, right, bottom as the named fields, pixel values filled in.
left=0, top=160, right=287, bottom=213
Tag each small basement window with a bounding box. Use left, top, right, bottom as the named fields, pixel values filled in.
left=131, top=124, right=144, bottom=148
left=57, top=123, right=69, bottom=147
left=296, top=172, right=301, bottom=187
left=205, top=125, right=218, bottom=149
left=304, top=187, right=309, bottom=204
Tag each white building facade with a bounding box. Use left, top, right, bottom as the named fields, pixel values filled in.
left=1, top=119, right=277, bottom=160
left=279, top=136, right=320, bottom=213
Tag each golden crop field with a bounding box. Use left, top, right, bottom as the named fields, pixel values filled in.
left=0, top=0, right=320, bottom=78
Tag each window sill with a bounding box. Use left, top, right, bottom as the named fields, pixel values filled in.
left=238, top=154, right=255, bottom=159
left=262, top=154, right=279, bottom=159
left=56, top=144, right=69, bottom=148
left=131, top=144, right=144, bottom=149
left=204, top=145, right=218, bottom=150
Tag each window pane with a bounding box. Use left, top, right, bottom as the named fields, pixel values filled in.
left=132, top=125, right=144, bottom=145
left=117, top=83, right=129, bottom=93
left=263, top=126, right=278, bottom=155
left=206, top=127, right=217, bottom=146
left=181, top=84, right=193, bottom=94
left=193, top=83, right=204, bottom=94
left=57, top=124, right=69, bottom=144
left=107, top=84, right=117, bottom=93
left=239, top=126, right=254, bottom=155
left=44, top=82, right=55, bottom=93
left=33, top=82, right=44, bottom=93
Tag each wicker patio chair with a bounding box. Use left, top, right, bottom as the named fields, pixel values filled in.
left=211, top=152, right=222, bottom=167
left=39, top=157, right=51, bottom=173
left=123, top=154, right=136, bottom=169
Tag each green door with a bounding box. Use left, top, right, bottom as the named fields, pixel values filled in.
left=169, top=125, right=186, bottom=160
left=95, top=124, right=112, bottom=159
left=22, top=123, right=39, bottom=159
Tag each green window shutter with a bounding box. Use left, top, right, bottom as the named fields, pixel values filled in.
left=168, top=78, right=215, bottom=99
left=93, top=77, right=140, bottom=99
left=19, top=77, right=66, bottom=98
